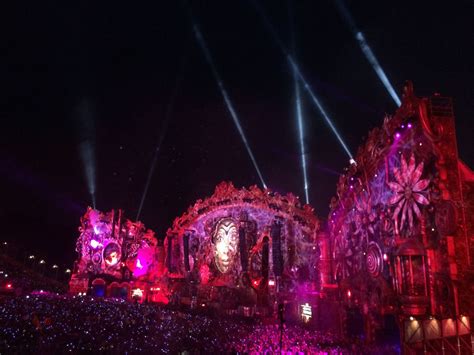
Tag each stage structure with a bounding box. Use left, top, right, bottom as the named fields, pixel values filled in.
left=328, top=82, right=474, bottom=352
left=163, top=182, right=328, bottom=319
left=69, top=208, right=166, bottom=303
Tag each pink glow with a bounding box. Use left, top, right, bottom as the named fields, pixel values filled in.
left=136, top=259, right=143, bottom=269
left=132, top=248, right=153, bottom=277
left=90, top=239, right=100, bottom=248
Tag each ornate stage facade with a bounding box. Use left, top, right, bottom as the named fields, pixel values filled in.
left=69, top=83, right=474, bottom=348
left=328, top=83, right=474, bottom=352
left=69, top=182, right=331, bottom=323
left=163, top=182, right=327, bottom=318
left=68, top=208, right=167, bottom=303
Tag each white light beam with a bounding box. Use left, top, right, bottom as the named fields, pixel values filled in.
left=193, top=23, right=267, bottom=189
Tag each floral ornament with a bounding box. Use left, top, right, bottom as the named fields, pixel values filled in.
left=388, top=154, right=430, bottom=233
left=333, top=224, right=357, bottom=280
left=353, top=191, right=377, bottom=247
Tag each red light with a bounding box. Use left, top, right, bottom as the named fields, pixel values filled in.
left=347, top=290, right=351, bottom=298
left=268, top=280, right=275, bottom=286
left=252, top=280, right=259, bottom=287
left=6, top=284, right=12, bottom=289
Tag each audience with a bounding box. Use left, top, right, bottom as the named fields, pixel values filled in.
left=0, top=294, right=399, bottom=354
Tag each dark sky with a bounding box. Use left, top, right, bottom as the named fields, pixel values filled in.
left=2, top=1, right=473, bottom=267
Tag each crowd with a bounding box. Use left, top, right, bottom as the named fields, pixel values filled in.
left=0, top=294, right=399, bottom=354
left=0, top=255, right=65, bottom=295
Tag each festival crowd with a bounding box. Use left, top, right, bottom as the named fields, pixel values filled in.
left=0, top=294, right=400, bottom=354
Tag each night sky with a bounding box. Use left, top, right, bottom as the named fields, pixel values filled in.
left=2, top=1, right=473, bottom=267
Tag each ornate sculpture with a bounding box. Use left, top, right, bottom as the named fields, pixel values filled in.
left=388, top=154, right=430, bottom=235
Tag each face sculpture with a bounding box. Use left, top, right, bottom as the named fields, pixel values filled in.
left=103, top=242, right=121, bottom=267
left=213, top=218, right=239, bottom=273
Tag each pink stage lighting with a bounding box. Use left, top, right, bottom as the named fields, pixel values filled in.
left=136, top=259, right=143, bottom=269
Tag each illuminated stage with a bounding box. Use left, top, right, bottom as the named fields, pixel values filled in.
left=163, top=181, right=327, bottom=319
left=69, top=182, right=331, bottom=324
left=68, top=84, right=474, bottom=350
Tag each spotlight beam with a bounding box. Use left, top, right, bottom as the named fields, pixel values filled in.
left=75, top=99, right=97, bottom=209
left=289, top=0, right=309, bottom=204
left=79, top=141, right=96, bottom=209
left=136, top=50, right=187, bottom=221
left=295, top=82, right=309, bottom=203
left=334, top=0, right=401, bottom=107
left=289, top=58, right=353, bottom=160
left=251, top=0, right=353, bottom=160
left=192, top=21, right=267, bottom=189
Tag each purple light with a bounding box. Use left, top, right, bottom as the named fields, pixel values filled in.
left=133, top=248, right=153, bottom=277
left=401, top=124, right=405, bottom=129
left=407, top=123, right=412, bottom=128
left=395, top=132, right=401, bottom=139
left=93, top=225, right=100, bottom=235
left=90, top=239, right=100, bottom=248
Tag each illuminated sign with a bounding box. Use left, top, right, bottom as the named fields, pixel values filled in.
left=301, top=303, right=312, bottom=322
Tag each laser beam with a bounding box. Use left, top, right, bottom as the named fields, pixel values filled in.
left=334, top=0, right=401, bottom=106
left=192, top=22, right=267, bottom=189
left=295, top=81, right=309, bottom=203
left=136, top=50, right=187, bottom=221
left=289, top=0, right=309, bottom=204
left=252, top=0, right=353, bottom=160
left=289, top=57, right=353, bottom=160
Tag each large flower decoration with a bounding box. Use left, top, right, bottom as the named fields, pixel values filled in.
left=353, top=191, right=377, bottom=247
left=388, top=154, right=430, bottom=233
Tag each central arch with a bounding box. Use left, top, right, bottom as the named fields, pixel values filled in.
left=163, top=182, right=325, bottom=317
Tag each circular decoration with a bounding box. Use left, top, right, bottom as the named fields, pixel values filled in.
left=366, top=242, right=383, bottom=278
left=435, top=200, right=457, bottom=236
left=103, top=242, right=121, bottom=267
left=92, top=253, right=102, bottom=264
